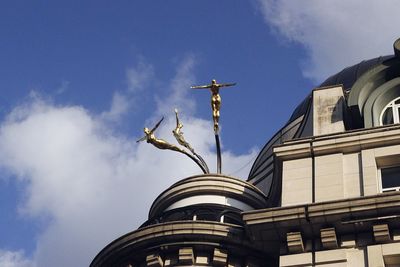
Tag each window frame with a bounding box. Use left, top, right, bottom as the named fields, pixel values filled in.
left=380, top=96, right=400, bottom=126
left=378, top=165, right=400, bottom=193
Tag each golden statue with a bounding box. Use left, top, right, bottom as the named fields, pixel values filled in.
left=137, top=116, right=209, bottom=174
left=172, top=108, right=194, bottom=153
left=137, top=117, right=183, bottom=152
left=191, top=79, right=236, bottom=134
left=173, top=109, right=210, bottom=173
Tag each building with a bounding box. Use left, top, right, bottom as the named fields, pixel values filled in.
left=91, top=39, right=400, bottom=266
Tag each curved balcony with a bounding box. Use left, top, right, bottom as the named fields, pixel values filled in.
left=148, top=174, right=268, bottom=220
left=90, top=221, right=270, bottom=267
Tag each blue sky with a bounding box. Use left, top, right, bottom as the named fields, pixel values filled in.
left=0, top=1, right=399, bottom=266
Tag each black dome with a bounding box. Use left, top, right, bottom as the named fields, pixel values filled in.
left=248, top=54, right=399, bottom=207
left=288, top=56, right=393, bottom=124
left=320, top=56, right=393, bottom=90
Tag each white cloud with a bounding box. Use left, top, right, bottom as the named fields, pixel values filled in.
left=55, top=80, right=69, bottom=95
left=100, top=91, right=131, bottom=122
left=0, top=250, right=35, bottom=267
left=155, top=54, right=197, bottom=116
left=101, top=59, right=155, bottom=123
left=0, top=56, right=256, bottom=267
left=257, top=0, right=400, bottom=82
left=126, top=60, right=154, bottom=92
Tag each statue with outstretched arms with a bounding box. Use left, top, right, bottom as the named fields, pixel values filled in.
left=191, top=79, right=236, bottom=134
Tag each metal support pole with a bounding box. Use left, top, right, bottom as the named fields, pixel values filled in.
left=215, top=134, right=222, bottom=174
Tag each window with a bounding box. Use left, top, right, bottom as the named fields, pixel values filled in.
left=379, top=166, right=400, bottom=192
left=380, top=97, right=400, bottom=125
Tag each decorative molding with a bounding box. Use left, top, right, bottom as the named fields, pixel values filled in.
left=178, top=247, right=194, bottom=265
left=243, top=192, right=400, bottom=255
left=373, top=224, right=391, bottom=243
left=213, top=248, right=228, bottom=266
left=146, top=254, right=163, bottom=267
left=320, top=228, right=338, bottom=249
left=243, top=191, right=400, bottom=226
left=287, top=232, right=304, bottom=253
left=274, top=124, right=400, bottom=160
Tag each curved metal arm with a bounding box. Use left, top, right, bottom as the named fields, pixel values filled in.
left=173, top=109, right=210, bottom=173
left=139, top=117, right=209, bottom=174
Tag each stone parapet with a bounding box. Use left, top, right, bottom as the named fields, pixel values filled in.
left=90, top=221, right=271, bottom=267
left=149, top=174, right=268, bottom=219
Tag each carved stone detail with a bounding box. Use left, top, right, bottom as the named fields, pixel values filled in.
left=213, top=248, right=228, bottom=266
left=178, top=247, right=194, bottom=265
left=146, top=254, right=163, bottom=267
left=373, top=224, right=391, bottom=243
left=320, top=227, right=338, bottom=249
left=287, top=232, right=304, bottom=253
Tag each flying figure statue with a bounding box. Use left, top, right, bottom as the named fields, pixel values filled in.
left=191, top=79, right=236, bottom=134
left=173, top=109, right=210, bottom=173
left=137, top=116, right=209, bottom=174
left=137, top=117, right=182, bottom=152
left=172, top=108, right=194, bottom=153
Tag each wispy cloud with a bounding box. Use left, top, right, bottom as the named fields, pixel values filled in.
left=256, top=0, right=400, bottom=82
left=0, top=250, right=35, bottom=267
left=55, top=80, right=69, bottom=95
left=101, top=59, right=155, bottom=123
left=0, top=56, right=256, bottom=267
left=155, top=54, right=197, bottom=116
left=126, top=59, right=154, bottom=92
left=100, top=91, right=131, bottom=122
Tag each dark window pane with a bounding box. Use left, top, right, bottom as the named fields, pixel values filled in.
left=381, top=166, right=400, bottom=189
left=223, top=215, right=242, bottom=225
left=195, top=209, right=218, bottom=221
left=196, top=213, right=217, bottom=221
left=382, top=107, right=394, bottom=125
left=398, top=107, right=400, bottom=123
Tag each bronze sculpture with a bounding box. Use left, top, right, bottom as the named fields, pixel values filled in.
left=172, top=109, right=209, bottom=173
left=137, top=117, right=182, bottom=152
left=137, top=78, right=235, bottom=174
left=191, top=79, right=236, bottom=134
left=137, top=116, right=209, bottom=174
left=172, top=108, right=195, bottom=153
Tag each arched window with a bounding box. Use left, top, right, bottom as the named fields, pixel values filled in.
left=380, top=97, right=400, bottom=125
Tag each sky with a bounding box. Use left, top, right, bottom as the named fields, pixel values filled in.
left=0, top=1, right=399, bottom=266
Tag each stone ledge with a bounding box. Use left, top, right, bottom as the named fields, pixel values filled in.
left=90, top=221, right=262, bottom=267
left=274, top=124, right=400, bottom=160
left=242, top=192, right=400, bottom=253
left=243, top=191, right=400, bottom=226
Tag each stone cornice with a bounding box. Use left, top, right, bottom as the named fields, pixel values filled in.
left=242, top=192, right=400, bottom=241
left=274, top=124, right=400, bottom=160
left=90, top=221, right=250, bottom=267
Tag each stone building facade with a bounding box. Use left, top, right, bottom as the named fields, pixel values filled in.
left=91, top=39, right=400, bottom=266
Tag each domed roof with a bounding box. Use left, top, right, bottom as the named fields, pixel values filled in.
left=248, top=43, right=400, bottom=206
left=288, top=56, right=393, bottom=125
left=320, top=56, right=393, bottom=90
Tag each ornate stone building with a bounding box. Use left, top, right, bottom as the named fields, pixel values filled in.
left=91, top=39, right=400, bottom=266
